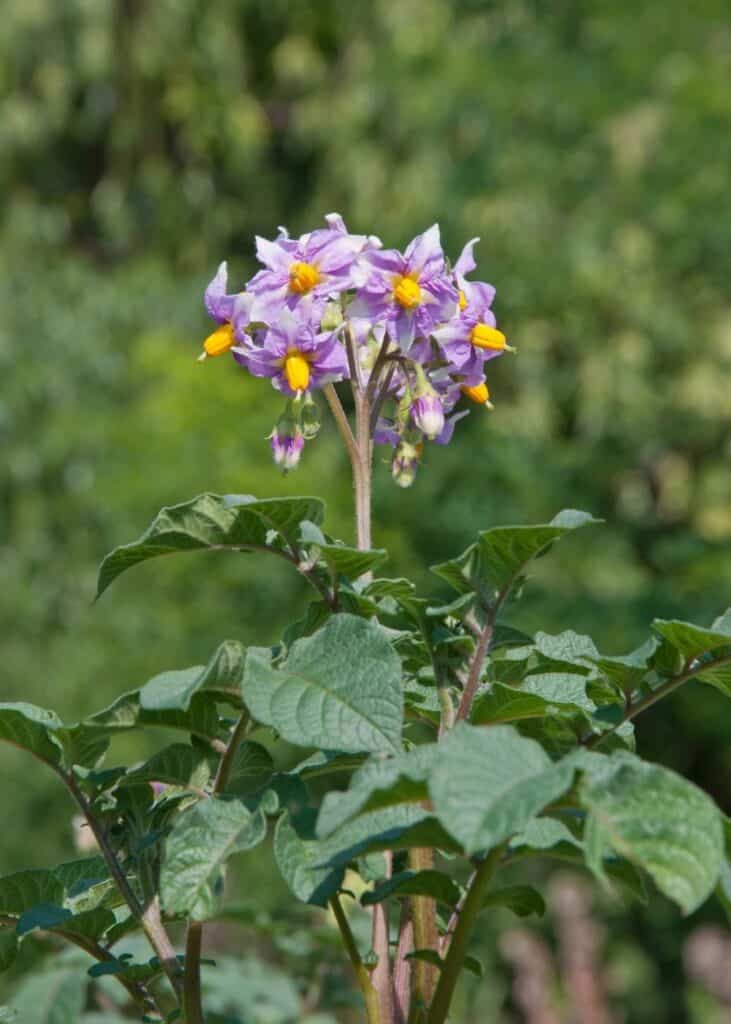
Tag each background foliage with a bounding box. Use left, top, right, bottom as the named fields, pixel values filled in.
left=1, top=0, right=729, bottom=1019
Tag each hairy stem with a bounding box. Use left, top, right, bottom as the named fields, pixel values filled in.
left=330, top=893, right=382, bottom=1024
left=61, top=770, right=184, bottom=1000
left=353, top=386, right=373, bottom=552
left=393, top=902, right=414, bottom=1024
left=407, top=848, right=439, bottom=1015
left=455, top=616, right=494, bottom=723
left=371, top=852, right=395, bottom=1024
left=183, top=921, right=205, bottom=1024
left=427, top=845, right=504, bottom=1024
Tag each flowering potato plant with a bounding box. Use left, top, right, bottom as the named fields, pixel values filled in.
left=1, top=217, right=730, bottom=1024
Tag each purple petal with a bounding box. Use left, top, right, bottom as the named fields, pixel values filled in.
left=404, top=224, right=444, bottom=278
left=204, top=262, right=236, bottom=323
left=454, top=237, right=480, bottom=278
left=255, top=236, right=294, bottom=271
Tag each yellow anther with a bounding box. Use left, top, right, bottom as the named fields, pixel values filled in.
left=458, top=289, right=468, bottom=312
left=470, top=323, right=506, bottom=351
left=393, top=275, right=422, bottom=309
left=202, top=322, right=235, bottom=358
left=289, top=261, right=321, bottom=294
left=284, top=352, right=310, bottom=392
left=461, top=381, right=493, bottom=407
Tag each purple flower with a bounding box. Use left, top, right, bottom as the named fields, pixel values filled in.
left=391, top=440, right=422, bottom=488
left=200, top=262, right=249, bottom=359
left=235, top=310, right=348, bottom=396
left=247, top=214, right=379, bottom=325
left=432, top=238, right=507, bottom=376
left=350, top=225, right=458, bottom=351
left=271, top=428, right=305, bottom=471
left=411, top=393, right=445, bottom=440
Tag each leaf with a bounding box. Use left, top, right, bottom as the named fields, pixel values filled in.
left=223, top=741, right=274, bottom=797
left=8, top=967, right=86, bottom=1024
left=472, top=682, right=592, bottom=728
left=0, top=704, right=65, bottom=767
left=431, top=510, right=599, bottom=607
left=316, top=745, right=436, bottom=838
left=361, top=870, right=460, bottom=907
left=121, top=743, right=211, bottom=790
left=55, top=908, right=117, bottom=943
left=273, top=812, right=343, bottom=907
left=139, top=641, right=246, bottom=711
left=511, top=818, right=582, bottom=851
left=428, top=724, right=577, bottom=854
left=243, top=614, right=403, bottom=755
left=96, top=493, right=325, bottom=597
left=160, top=797, right=266, bottom=920
left=0, top=871, right=64, bottom=916
left=16, top=904, right=72, bottom=937
left=82, top=689, right=220, bottom=743
left=317, top=542, right=388, bottom=580
left=0, top=931, right=18, bottom=973
left=316, top=805, right=436, bottom=867
left=482, top=885, right=545, bottom=917
left=580, top=752, right=724, bottom=913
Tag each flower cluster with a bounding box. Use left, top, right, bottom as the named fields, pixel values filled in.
left=200, top=214, right=512, bottom=482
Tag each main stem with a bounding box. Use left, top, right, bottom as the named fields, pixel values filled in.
left=427, top=845, right=504, bottom=1024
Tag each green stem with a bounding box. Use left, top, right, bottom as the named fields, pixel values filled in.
left=213, top=710, right=249, bottom=793
left=408, top=848, right=439, bottom=1015
left=427, top=845, right=504, bottom=1024
left=585, top=652, right=731, bottom=749
left=183, top=920, right=205, bottom=1024
left=330, top=894, right=382, bottom=1024
left=62, top=770, right=183, bottom=1000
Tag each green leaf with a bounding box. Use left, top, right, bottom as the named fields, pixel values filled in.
left=511, top=817, right=582, bottom=851
left=482, top=885, right=546, bottom=917
left=316, top=745, right=436, bottom=838
left=472, top=682, right=592, bottom=727
left=273, top=812, right=343, bottom=907
left=223, top=741, right=274, bottom=797
left=652, top=618, right=731, bottom=659
left=316, top=805, right=437, bottom=868
left=0, top=871, right=64, bottom=916
left=160, top=797, right=266, bottom=920
left=428, top=724, right=576, bottom=854
left=243, top=614, right=403, bottom=755
left=581, top=752, right=724, bottom=913
left=0, top=704, right=65, bottom=767
left=16, top=904, right=72, bottom=937
left=361, top=870, right=460, bottom=907
left=317, top=542, right=388, bottom=580
left=0, top=931, right=18, bottom=973
left=82, top=689, right=220, bottom=743
left=8, top=966, right=86, bottom=1024
left=139, top=641, right=246, bottom=711
left=431, top=510, right=599, bottom=607
left=96, top=493, right=325, bottom=597
left=121, top=743, right=211, bottom=790
left=55, top=908, right=117, bottom=943
left=717, top=818, right=731, bottom=923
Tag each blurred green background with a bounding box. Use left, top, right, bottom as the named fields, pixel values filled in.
left=1, top=0, right=730, bottom=1020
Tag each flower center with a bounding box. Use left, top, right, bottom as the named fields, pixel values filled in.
left=458, top=289, right=468, bottom=312
left=203, top=322, right=235, bottom=358
left=284, top=351, right=310, bottom=392
left=470, top=323, right=506, bottom=351
left=461, top=382, right=490, bottom=405
left=289, top=261, right=321, bottom=294
left=393, top=275, right=422, bottom=309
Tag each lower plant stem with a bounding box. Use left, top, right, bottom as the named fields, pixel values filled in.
left=408, top=848, right=439, bottom=1015
left=393, top=903, right=414, bottom=1024
left=455, top=616, right=494, bottom=723
left=427, top=845, right=504, bottom=1024
left=183, top=921, right=205, bottom=1024
left=62, top=770, right=183, bottom=999
left=330, top=893, right=382, bottom=1024
left=353, top=387, right=373, bottom=553
left=372, top=852, right=395, bottom=1024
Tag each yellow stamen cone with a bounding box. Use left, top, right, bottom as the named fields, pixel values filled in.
left=461, top=382, right=493, bottom=408
left=289, top=261, right=321, bottom=294
left=393, top=275, right=422, bottom=309
left=470, top=323, right=507, bottom=351
left=284, top=352, right=310, bottom=392
left=202, top=322, right=235, bottom=358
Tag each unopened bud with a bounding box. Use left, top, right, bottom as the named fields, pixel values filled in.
left=410, top=393, right=445, bottom=440
left=300, top=393, right=321, bottom=440
left=270, top=427, right=305, bottom=471
left=391, top=440, right=421, bottom=488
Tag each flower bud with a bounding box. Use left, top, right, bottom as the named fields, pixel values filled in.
left=300, top=393, right=321, bottom=440
left=270, top=426, right=305, bottom=471
left=391, top=440, right=422, bottom=488
left=320, top=299, right=344, bottom=331
left=411, top=393, right=445, bottom=440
